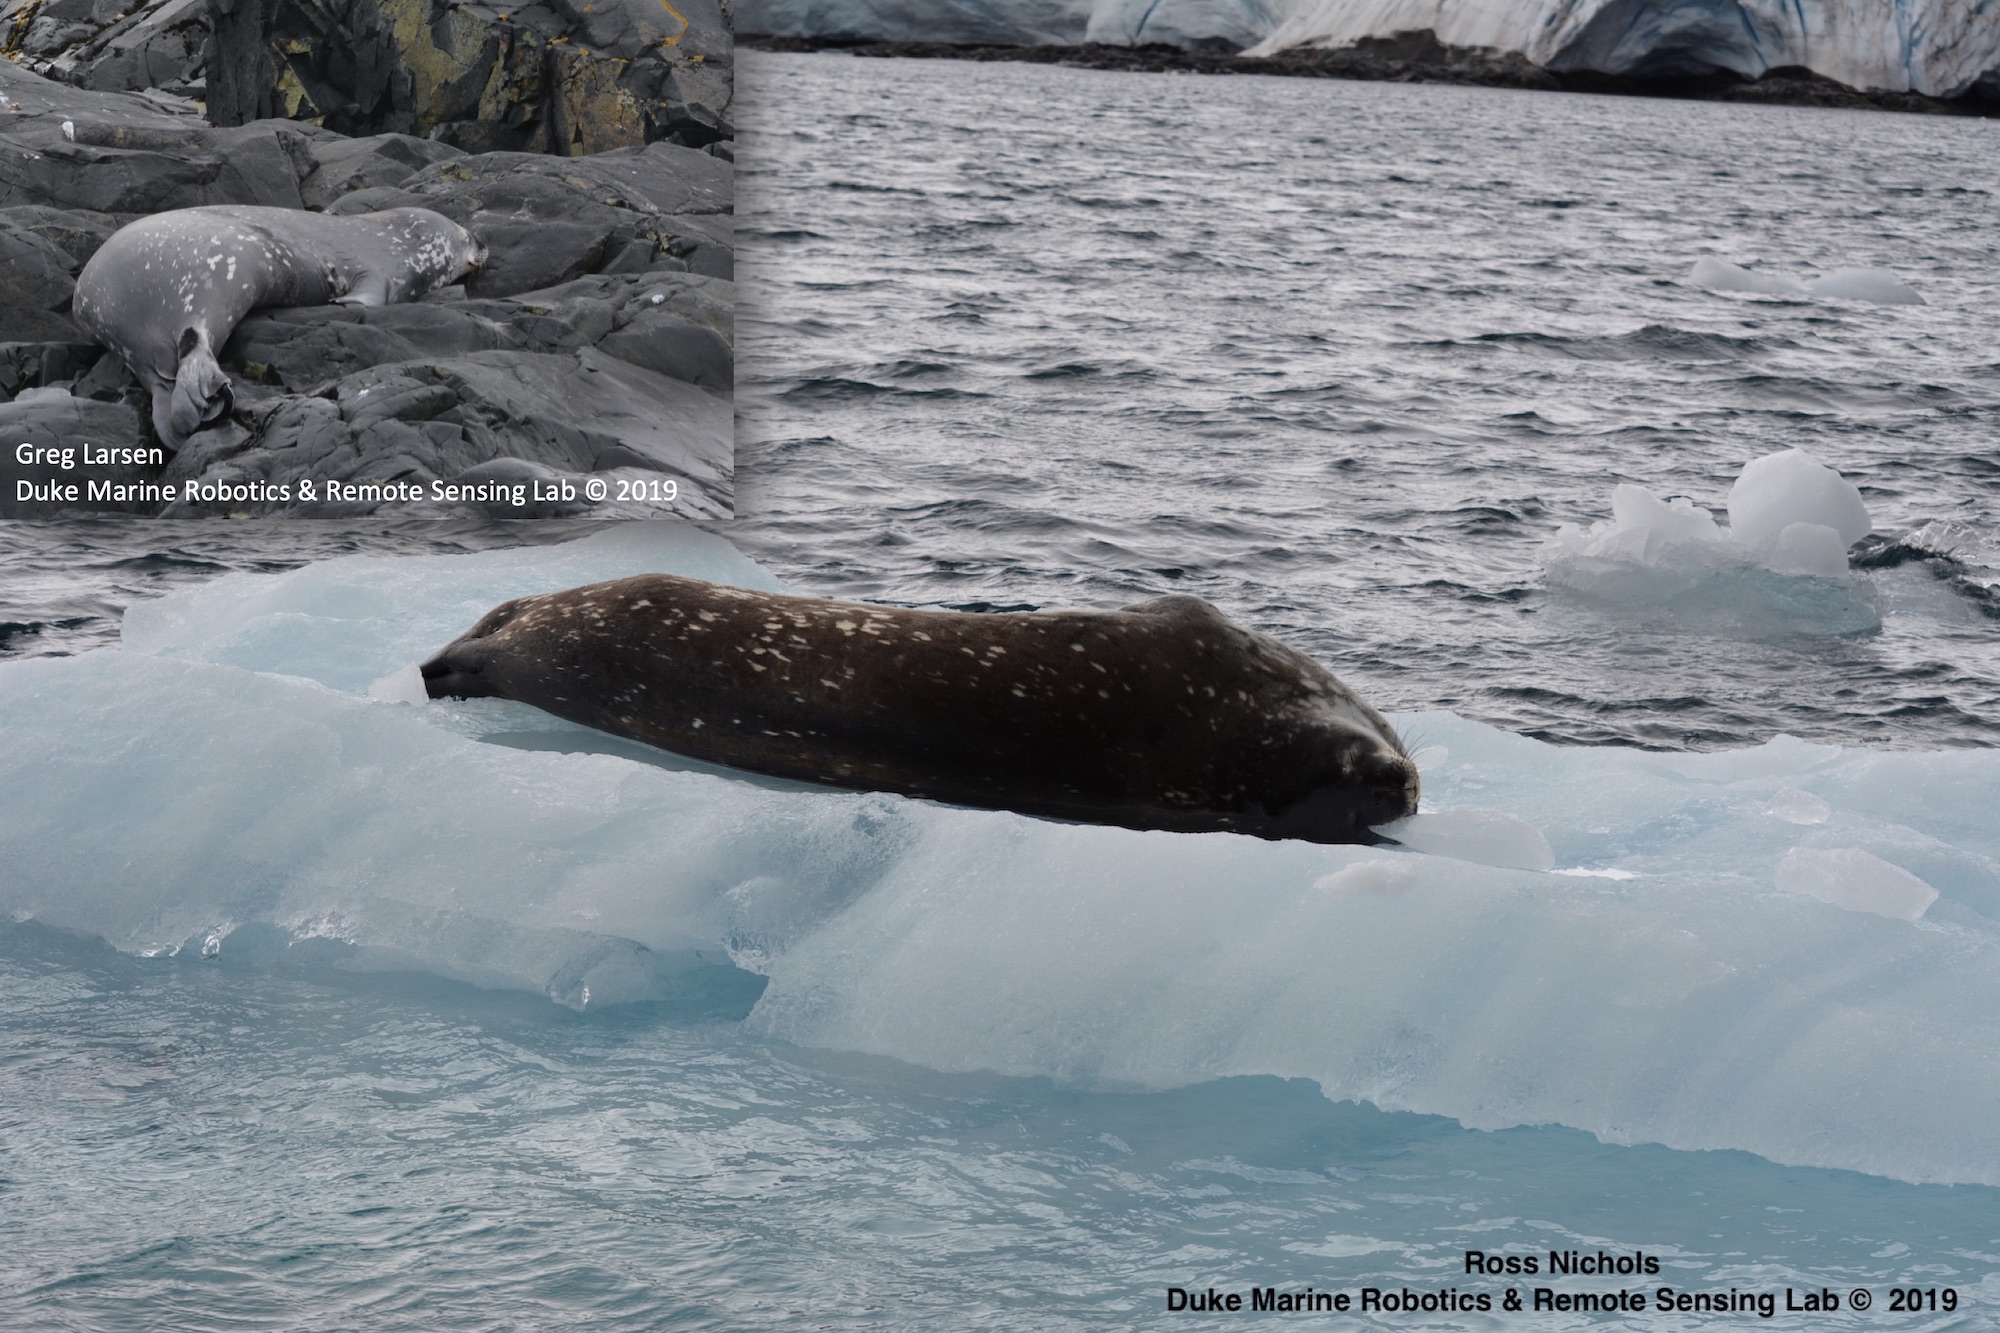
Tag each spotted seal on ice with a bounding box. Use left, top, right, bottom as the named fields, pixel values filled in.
left=72, top=205, right=484, bottom=450
left=420, top=574, right=1420, bottom=843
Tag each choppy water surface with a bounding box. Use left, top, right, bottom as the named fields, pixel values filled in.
left=732, top=52, right=2000, bottom=750
left=4, top=53, right=2000, bottom=1331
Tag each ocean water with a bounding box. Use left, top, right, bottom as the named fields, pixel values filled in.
left=731, top=52, right=1999, bottom=751
left=4, top=52, right=2000, bottom=1330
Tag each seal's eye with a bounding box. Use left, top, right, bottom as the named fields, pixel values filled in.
left=176, top=327, right=198, bottom=357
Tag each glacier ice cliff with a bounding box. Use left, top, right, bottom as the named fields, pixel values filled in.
left=742, top=0, right=2000, bottom=101
left=1246, top=0, right=2000, bottom=99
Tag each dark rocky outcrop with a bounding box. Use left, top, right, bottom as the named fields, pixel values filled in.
left=2, top=0, right=210, bottom=99
left=321, top=141, right=734, bottom=289
left=0, top=59, right=732, bottom=518
left=204, top=0, right=732, bottom=151
left=157, top=346, right=731, bottom=517
left=4, top=0, right=733, bottom=149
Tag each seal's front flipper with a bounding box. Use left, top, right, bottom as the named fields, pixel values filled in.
left=160, top=327, right=233, bottom=450
left=334, top=267, right=391, bottom=307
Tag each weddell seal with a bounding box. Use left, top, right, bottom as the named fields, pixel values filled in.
left=421, top=575, right=1421, bottom=843
left=72, top=206, right=485, bottom=450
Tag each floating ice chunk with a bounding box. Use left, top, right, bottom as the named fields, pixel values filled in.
left=1727, top=448, right=1872, bottom=554
left=1376, top=809, right=1555, bottom=871
left=1544, top=487, right=1730, bottom=570
left=12, top=386, right=72, bottom=404
left=366, top=662, right=429, bottom=704
left=1688, top=259, right=1920, bottom=305
left=1542, top=451, right=1879, bottom=634
left=1608, top=484, right=1725, bottom=561
left=1315, top=859, right=1419, bottom=895
left=1776, top=848, right=1938, bottom=921
left=1764, top=788, right=1831, bottom=825
left=1762, top=522, right=1850, bottom=577
left=9, top=619, right=2000, bottom=1183
left=1803, top=268, right=1924, bottom=305
left=1688, top=258, right=1807, bottom=297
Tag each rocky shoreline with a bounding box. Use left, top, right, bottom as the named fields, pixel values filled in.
left=743, top=30, right=1999, bottom=118
left=2, top=0, right=734, bottom=519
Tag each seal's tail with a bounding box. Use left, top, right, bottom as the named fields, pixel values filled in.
left=160, top=328, right=234, bottom=450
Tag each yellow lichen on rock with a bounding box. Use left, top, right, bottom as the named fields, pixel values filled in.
left=550, top=47, right=644, bottom=155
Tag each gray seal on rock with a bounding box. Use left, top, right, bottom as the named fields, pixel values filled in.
left=420, top=574, right=1420, bottom=844
left=72, top=205, right=484, bottom=450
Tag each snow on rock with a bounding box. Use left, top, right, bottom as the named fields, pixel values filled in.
left=1541, top=449, right=1879, bottom=635
left=3, top=530, right=2000, bottom=1184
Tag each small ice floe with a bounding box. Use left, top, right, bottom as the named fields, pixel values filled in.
left=61, top=120, right=75, bottom=142
left=1315, top=859, right=1420, bottom=895
left=1775, top=847, right=1937, bottom=921
left=1374, top=809, right=1555, bottom=871
left=1802, top=268, right=1924, bottom=305
left=1541, top=448, right=1880, bottom=635
left=1688, top=257, right=1922, bottom=305
left=11, top=386, right=74, bottom=404
left=1728, top=449, right=1872, bottom=573
left=365, top=662, right=430, bottom=703
left=1688, top=257, right=1805, bottom=297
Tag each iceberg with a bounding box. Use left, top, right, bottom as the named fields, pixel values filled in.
left=1541, top=449, right=1881, bottom=634
left=4, top=526, right=2000, bottom=1185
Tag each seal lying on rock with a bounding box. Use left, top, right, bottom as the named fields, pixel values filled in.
left=72, top=205, right=484, bottom=449
left=421, top=575, right=1420, bottom=843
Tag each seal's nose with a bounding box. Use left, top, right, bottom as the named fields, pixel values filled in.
left=419, top=644, right=497, bottom=699
left=1360, top=748, right=1421, bottom=826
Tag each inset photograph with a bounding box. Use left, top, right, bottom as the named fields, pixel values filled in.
left=1, top=0, right=733, bottom=519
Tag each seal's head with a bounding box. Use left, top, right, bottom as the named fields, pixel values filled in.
left=419, top=595, right=528, bottom=700
left=369, top=208, right=488, bottom=296
left=1274, top=698, right=1420, bottom=841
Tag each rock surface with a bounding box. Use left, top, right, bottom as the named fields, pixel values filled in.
left=0, top=60, right=732, bottom=519
left=1, top=0, right=210, bottom=99
left=208, top=0, right=733, bottom=152
left=4, top=0, right=733, bottom=150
